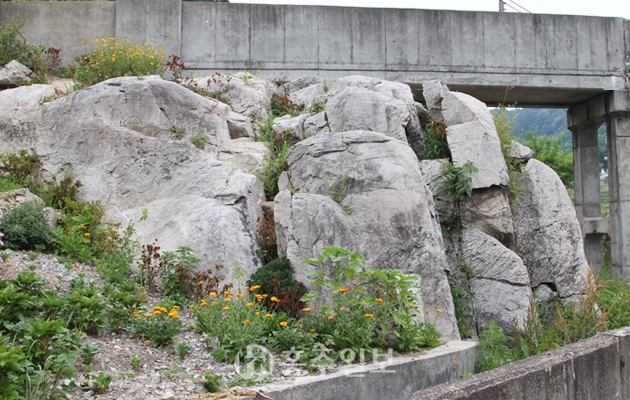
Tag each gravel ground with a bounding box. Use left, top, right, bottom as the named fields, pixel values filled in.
left=0, top=250, right=341, bottom=400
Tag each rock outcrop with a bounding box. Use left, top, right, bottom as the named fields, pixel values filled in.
left=0, top=60, right=32, bottom=88
left=274, top=130, right=460, bottom=341
left=513, top=159, right=589, bottom=300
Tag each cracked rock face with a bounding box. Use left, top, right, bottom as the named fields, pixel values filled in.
left=462, top=228, right=532, bottom=332
left=513, top=159, right=589, bottom=300
left=0, top=77, right=265, bottom=282
left=274, top=130, right=460, bottom=341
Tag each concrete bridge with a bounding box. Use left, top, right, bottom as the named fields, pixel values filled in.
left=1, top=0, right=630, bottom=274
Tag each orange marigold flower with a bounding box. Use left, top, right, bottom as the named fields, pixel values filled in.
left=84, top=232, right=91, bottom=237
left=200, top=300, right=208, bottom=306
left=264, top=313, right=272, bottom=318
left=198, top=280, right=204, bottom=285
left=302, top=307, right=311, bottom=313
left=244, top=319, right=251, bottom=324
left=236, top=293, right=245, bottom=298
left=388, top=291, right=395, bottom=298
left=209, top=291, right=217, bottom=297
left=364, top=313, right=374, bottom=318
left=224, top=290, right=232, bottom=296
left=375, top=298, right=384, bottom=303
left=279, top=321, right=288, bottom=327
left=78, top=225, right=87, bottom=229
left=436, top=308, right=443, bottom=313
left=103, top=243, right=108, bottom=247
left=338, top=287, right=350, bottom=293
left=328, top=315, right=336, bottom=320
left=270, top=296, right=280, bottom=303
left=247, top=302, right=254, bottom=307
left=224, top=298, right=231, bottom=302
left=249, top=285, right=261, bottom=291
left=223, top=306, right=230, bottom=311
left=339, top=306, right=346, bottom=311
left=255, top=311, right=260, bottom=315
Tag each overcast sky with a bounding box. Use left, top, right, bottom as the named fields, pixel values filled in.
left=230, top=0, right=630, bottom=19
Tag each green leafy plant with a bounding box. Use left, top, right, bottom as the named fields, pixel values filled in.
left=133, top=304, right=182, bottom=347
left=190, top=133, right=208, bottom=149
left=61, top=279, right=107, bottom=335
left=330, top=173, right=349, bottom=204
left=247, top=257, right=301, bottom=304
left=130, top=356, right=142, bottom=371
left=74, top=36, right=165, bottom=85
left=91, top=371, right=111, bottom=393
left=475, top=320, right=513, bottom=372
left=422, top=121, right=451, bottom=159
left=254, top=119, right=291, bottom=199
left=0, top=16, right=47, bottom=76
left=521, top=130, right=574, bottom=188
left=0, top=202, right=53, bottom=251
left=436, top=161, right=478, bottom=201
left=203, top=371, right=223, bottom=393
left=170, top=125, right=184, bottom=139
left=174, top=342, right=191, bottom=359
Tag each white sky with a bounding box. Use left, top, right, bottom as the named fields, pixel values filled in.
left=230, top=0, right=630, bottom=19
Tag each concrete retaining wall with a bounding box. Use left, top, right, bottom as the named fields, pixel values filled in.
left=256, top=340, right=478, bottom=400
left=1, top=0, right=628, bottom=105
left=405, top=326, right=630, bottom=400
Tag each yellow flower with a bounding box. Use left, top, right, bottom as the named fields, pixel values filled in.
left=436, top=309, right=443, bottom=313
left=302, top=307, right=311, bottom=313
left=25, top=42, right=29, bottom=45
left=78, top=225, right=87, bottom=229
left=236, top=293, right=245, bottom=298
left=255, top=311, right=260, bottom=315
left=134, top=313, right=140, bottom=318
left=114, top=269, right=119, bottom=273
left=223, top=306, right=230, bottom=311
left=209, top=291, right=217, bottom=297
left=375, top=298, right=384, bottom=303
left=270, top=296, right=280, bottom=303
left=279, top=321, right=288, bottom=327
left=247, top=302, right=254, bottom=307
left=339, top=306, right=346, bottom=312
left=200, top=300, right=208, bottom=306
left=364, top=313, right=374, bottom=318
left=244, top=319, right=251, bottom=324
left=224, top=290, right=232, bottom=296
left=224, top=297, right=231, bottom=302
left=328, top=315, right=336, bottom=320
left=310, top=329, right=315, bottom=332
left=84, top=232, right=91, bottom=237
left=249, top=285, right=261, bottom=291
left=264, top=313, right=272, bottom=318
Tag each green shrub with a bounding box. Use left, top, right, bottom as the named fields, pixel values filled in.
left=0, top=16, right=47, bottom=75
left=475, top=321, right=514, bottom=372
left=0, top=150, right=41, bottom=187
left=190, top=133, right=208, bottom=150
left=247, top=257, right=301, bottom=301
left=422, top=121, right=451, bottom=159
left=0, top=202, right=53, bottom=251
left=269, top=93, right=304, bottom=118
left=436, top=161, right=478, bottom=202
left=74, top=36, right=164, bottom=85
left=254, top=119, right=291, bottom=199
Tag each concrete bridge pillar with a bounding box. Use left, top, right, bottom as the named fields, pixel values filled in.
left=568, top=91, right=630, bottom=276
left=570, top=119, right=604, bottom=270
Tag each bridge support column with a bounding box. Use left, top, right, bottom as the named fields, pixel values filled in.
left=607, top=92, right=630, bottom=276
left=570, top=120, right=604, bottom=270
left=568, top=91, right=630, bottom=276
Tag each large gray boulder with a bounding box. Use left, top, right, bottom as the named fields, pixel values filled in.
left=275, top=130, right=459, bottom=341
left=218, top=138, right=269, bottom=174
left=462, top=228, right=532, bottom=332
left=0, top=60, right=32, bottom=88
left=0, top=77, right=265, bottom=282
left=185, top=72, right=277, bottom=122
left=326, top=87, right=410, bottom=143
left=513, top=159, right=589, bottom=299
left=422, top=80, right=509, bottom=189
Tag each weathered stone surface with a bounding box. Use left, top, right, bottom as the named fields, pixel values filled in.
left=303, top=112, right=330, bottom=136
left=421, top=80, right=449, bottom=122
left=423, top=80, right=509, bottom=189
left=0, top=77, right=265, bottom=282
left=0, top=60, right=32, bottom=88
left=280, top=76, right=324, bottom=96
left=218, top=138, right=270, bottom=173
left=227, top=111, right=254, bottom=139
left=508, top=140, right=534, bottom=161
left=186, top=72, right=277, bottom=121
left=273, top=114, right=308, bottom=142
left=461, top=186, right=515, bottom=241
left=326, top=87, right=410, bottom=143
left=513, top=159, right=589, bottom=299
left=419, top=158, right=456, bottom=234
left=275, top=130, right=459, bottom=340
left=462, top=228, right=532, bottom=331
